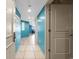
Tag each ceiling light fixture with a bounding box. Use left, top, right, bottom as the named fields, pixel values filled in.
left=27, top=8, right=32, bottom=13
left=27, top=5, right=32, bottom=13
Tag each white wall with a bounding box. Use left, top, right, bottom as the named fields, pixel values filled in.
left=6, top=0, right=15, bottom=59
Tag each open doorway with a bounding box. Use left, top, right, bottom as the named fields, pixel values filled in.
left=15, top=1, right=46, bottom=59
left=6, top=0, right=73, bottom=59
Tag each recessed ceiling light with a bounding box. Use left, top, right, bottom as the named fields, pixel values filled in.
left=27, top=8, right=32, bottom=13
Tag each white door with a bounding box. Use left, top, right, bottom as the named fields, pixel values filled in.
left=50, top=4, right=73, bottom=59
left=6, top=0, right=15, bottom=59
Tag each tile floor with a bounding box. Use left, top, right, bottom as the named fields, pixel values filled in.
left=16, top=34, right=45, bottom=59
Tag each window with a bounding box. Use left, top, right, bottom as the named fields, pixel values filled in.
left=22, top=22, right=25, bottom=31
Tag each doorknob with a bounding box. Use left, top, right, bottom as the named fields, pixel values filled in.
left=48, top=29, right=51, bottom=32
left=69, top=34, right=73, bottom=36
left=48, top=49, right=51, bottom=52
left=13, top=32, right=15, bottom=42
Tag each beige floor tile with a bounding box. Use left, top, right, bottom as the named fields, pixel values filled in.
left=16, top=52, right=24, bottom=59
left=24, top=52, right=35, bottom=59
left=16, top=34, right=45, bottom=59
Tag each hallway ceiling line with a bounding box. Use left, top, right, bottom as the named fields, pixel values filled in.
left=16, top=0, right=48, bottom=20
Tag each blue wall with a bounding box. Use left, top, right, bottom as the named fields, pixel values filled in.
left=16, top=8, right=21, bottom=18
left=29, top=25, right=33, bottom=33
left=15, top=8, right=21, bottom=51
left=37, top=7, right=45, bottom=53
left=21, top=20, right=30, bottom=38
left=15, top=19, right=21, bottom=51
left=15, top=8, right=33, bottom=51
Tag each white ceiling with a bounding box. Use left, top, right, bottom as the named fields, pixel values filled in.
left=16, top=0, right=48, bottom=20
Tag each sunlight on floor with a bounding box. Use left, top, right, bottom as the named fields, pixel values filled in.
left=30, top=34, right=35, bottom=45
left=15, top=34, right=45, bottom=59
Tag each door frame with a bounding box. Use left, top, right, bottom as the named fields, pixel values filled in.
left=45, top=4, right=50, bottom=59
left=45, top=3, right=73, bottom=59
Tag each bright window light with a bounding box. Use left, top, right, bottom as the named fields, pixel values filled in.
left=38, top=20, right=43, bottom=22
left=22, top=22, right=25, bottom=31
left=39, top=16, right=45, bottom=19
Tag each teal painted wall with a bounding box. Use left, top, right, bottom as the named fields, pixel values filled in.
left=21, top=20, right=30, bottom=38
left=16, top=8, right=21, bottom=18
left=15, top=8, right=21, bottom=51
left=29, top=25, right=33, bottom=33
left=37, top=7, right=45, bottom=53
left=15, top=8, right=33, bottom=51
left=15, top=18, right=21, bottom=51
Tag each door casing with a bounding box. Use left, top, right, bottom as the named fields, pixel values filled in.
left=45, top=4, right=73, bottom=59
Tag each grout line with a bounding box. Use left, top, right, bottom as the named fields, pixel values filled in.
left=34, top=45, right=36, bottom=59
left=20, top=39, right=27, bottom=59
left=23, top=39, right=31, bottom=59
left=23, top=43, right=26, bottom=59
left=31, top=45, right=36, bottom=59
left=16, top=35, right=45, bottom=59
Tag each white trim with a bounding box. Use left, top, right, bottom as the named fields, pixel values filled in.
left=45, top=6, right=47, bottom=59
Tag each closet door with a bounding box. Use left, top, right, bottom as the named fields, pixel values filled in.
left=6, top=0, right=15, bottom=59
left=50, top=4, right=73, bottom=59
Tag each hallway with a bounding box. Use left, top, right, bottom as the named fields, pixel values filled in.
left=6, top=0, right=73, bottom=59
left=15, top=34, right=45, bottom=59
